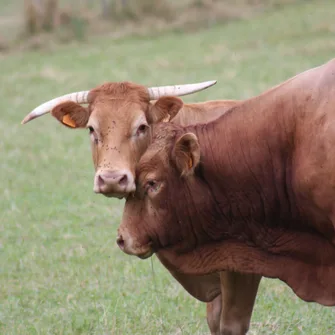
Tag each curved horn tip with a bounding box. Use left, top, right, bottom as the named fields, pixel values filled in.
left=207, top=80, right=217, bottom=86
left=21, top=114, right=35, bottom=125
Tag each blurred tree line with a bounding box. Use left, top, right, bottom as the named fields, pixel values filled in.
left=23, top=0, right=175, bottom=36
left=21, top=0, right=301, bottom=43
left=24, top=0, right=58, bottom=34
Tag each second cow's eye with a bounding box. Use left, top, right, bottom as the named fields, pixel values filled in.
left=145, top=180, right=161, bottom=195
left=136, top=124, right=148, bottom=137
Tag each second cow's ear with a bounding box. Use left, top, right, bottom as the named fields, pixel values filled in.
left=148, top=96, right=184, bottom=124
left=173, top=132, right=200, bottom=177
left=51, top=101, right=90, bottom=128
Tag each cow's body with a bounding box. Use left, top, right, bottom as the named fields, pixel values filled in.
left=25, top=82, right=259, bottom=335
left=119, top=58, right=335, bottom=308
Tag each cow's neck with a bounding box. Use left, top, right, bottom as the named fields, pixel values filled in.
left=169, top=62, right=328, bottom=251
left=186, top=85, right=302, bottom=248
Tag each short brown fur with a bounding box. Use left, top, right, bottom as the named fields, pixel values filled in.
left=119, top=59, right=335, bottom=308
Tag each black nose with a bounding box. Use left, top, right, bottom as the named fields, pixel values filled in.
left=116, top=235, right=125, bottom=250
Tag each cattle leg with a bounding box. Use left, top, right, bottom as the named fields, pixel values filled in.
left=219, top=272, right=262, bottom=335
left=206, top=294, right=222, bottom=335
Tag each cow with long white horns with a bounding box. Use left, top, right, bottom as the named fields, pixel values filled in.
left=22, top=81, right=217, bottom=124
left=22, top=80, right=262, bottom=335
left=22, top=81, right=217, bottom=198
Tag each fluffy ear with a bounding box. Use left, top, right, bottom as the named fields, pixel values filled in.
left=148, top=96, right=183, bottom=124
left=173, top=133, right=200, bottom=176
left=51, top=101, right=90, bottom=128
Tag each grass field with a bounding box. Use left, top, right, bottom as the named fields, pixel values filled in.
left=1, top=1, right=335, bottom=334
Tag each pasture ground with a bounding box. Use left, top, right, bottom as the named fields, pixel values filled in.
left=1, top=0, right=335, bottom=334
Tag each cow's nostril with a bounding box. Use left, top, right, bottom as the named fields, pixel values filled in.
left=116, top=235, right=125, bottom=250
left=98, top=175, right=105, bottom=187
left=118, top=174, right=128, bottom=187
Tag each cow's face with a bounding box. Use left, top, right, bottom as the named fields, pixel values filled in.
left=88, top=98, right=151, bottom=199
left=50, top=83, right=183, bottom=199
left=117, top=123, right=203, bottom=258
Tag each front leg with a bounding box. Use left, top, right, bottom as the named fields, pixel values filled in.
left=206, top=294, right=222, bottom=334
left=219, top=271, right=262, bottom=335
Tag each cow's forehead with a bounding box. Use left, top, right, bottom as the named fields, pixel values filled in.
left=89, top=98, right=147, bottom=130
left=149, top=128, right=175, bottom=154
left=88, top=82, right=150, bottom=109
left=137, top=124, right=181, bottom=177
left=137, top=148, right=169, bottom=183
left=152, top=122, right=180, bottom=141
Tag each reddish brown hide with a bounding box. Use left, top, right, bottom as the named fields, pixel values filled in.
left=119, top=58, right=335, bottom=307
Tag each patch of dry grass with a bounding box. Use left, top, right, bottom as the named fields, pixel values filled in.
left=0, top=0, right=305, bottom=52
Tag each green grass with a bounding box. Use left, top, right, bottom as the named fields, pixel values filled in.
left=1, top=1, right=335, bottom=334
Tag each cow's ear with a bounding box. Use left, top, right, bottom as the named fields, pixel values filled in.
left=51, top=101, right=90, bottom=128
left=173, top=132, right=200, bottom=176
left=148, top=96, right=184, bottom=123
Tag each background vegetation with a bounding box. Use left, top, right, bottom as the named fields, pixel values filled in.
left=1, top=0, right=335, bottom=334
left=2, top=0, right=303, bottom=50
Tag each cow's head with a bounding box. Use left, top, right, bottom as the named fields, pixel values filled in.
left=117, top=122, right=211, bottom=258
left=22, top=81, right=216, bottom=198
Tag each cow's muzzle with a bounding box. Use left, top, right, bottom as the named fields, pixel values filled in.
left=116, top=233, right=154, bottom=259
left=93, top=169, right=135, bottom=198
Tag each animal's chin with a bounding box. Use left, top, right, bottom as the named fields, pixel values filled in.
left=101, top=188, right=136, bottom=199
left=137, top=250, right=155, bottom=259
left=133, top=241, right=156, bottom=259
left=102, top=192, right=127, bottom=199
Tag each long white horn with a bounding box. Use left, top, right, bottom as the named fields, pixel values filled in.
left=147, top=80, right=217, bottom=100
left=21, top=91, right=89, bottom=124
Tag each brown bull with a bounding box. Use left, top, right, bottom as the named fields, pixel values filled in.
left=118, top=58, right=335, bottom=317
left=22, top=81, right=260, bottom=334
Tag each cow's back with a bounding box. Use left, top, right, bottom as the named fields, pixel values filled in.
left=283, top=59, right=335, bottom=240
left=172, top=100, right=240, bottom=126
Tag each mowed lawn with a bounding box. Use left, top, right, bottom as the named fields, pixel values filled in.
left=1, top=1, right=335, bottom=334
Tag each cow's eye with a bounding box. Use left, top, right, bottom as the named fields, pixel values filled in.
left=88, top=126, right=98, bottom=144
left=145, top=180, right=161, bottom=195
left=136, top=124, right=148, bottom=136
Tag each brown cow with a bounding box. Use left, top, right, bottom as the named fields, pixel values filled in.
left=22, top=81, right=260, bottom=335
left=118, top=58, right=335, bottom=313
